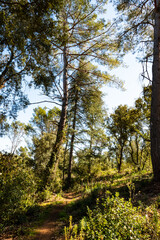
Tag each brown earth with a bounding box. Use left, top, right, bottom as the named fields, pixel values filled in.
left=30, top=192, right=80, bottom=240
left=1, top=192, right=80, bottom=240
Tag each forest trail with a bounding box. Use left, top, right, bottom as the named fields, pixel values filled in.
left=30, top=192, right=80, bottom=240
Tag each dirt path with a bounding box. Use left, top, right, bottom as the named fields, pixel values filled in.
left=31, top=192, right=80, bottom=240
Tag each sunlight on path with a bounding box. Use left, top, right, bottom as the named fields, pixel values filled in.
left=31, top=192, right=80, bottom=240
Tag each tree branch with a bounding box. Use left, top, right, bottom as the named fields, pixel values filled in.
left=0, top=50, right=14, bottom=89
left=28, top=100, right=62, bottom=106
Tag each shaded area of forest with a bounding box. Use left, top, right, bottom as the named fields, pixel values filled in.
left=2, top=170, right=160, bottom=239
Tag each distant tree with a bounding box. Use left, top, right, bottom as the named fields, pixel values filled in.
left=73, top=84, right=107, bottom=181
left=107, top=105, right=136, bottom=171
left=128, top=86, right=151, bottom=170
left=7, top=121, right=30, bottom=155
left=106, top=86, right=151, bottom=171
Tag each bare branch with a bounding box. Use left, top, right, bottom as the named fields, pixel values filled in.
left=28, top=100, right=62, bottom=106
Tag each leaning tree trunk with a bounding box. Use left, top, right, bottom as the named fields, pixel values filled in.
left=43, top=45, right=68, bottom=188
left=151, top=2, right=160, bottom=181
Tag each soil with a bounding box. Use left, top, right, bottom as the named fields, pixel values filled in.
left=30, top=192, right=80, bottom=240
left=0, top=192, right=80, bottom=240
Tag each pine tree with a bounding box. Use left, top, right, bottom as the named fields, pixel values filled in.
left=42, top=0, right=121, bottom=187
left=66, top=60, right=108, bottom=185
left=107, top=105, right=136, bottom=171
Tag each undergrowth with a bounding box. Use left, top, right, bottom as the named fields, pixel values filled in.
left=64, top=192, right=160, bottom=240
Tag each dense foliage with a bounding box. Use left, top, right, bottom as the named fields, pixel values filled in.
left=0, top=153, right=36, bottom=227
left=65, top=192, right=158, bottom=240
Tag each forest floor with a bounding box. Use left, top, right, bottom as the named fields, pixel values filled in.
left=30, top=192, right=80, bottom=240
left=1, top=192, right=81, bottom=240
left=28, top=192, right=79, bottom=240
left=29, top=175, right=160, bottom=240
left=2, top=170, right=160, bottom=240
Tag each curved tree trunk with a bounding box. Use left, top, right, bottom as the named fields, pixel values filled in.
left=151, top=2, right=160, bottom=181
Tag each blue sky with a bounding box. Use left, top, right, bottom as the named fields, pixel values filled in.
left=0, top=1, right=151, bottom=152
left=15, top=53, right=146, bottom=124
left=103, top=52, right=147, bottom=113
left=0, top=52, right=147, bottom=152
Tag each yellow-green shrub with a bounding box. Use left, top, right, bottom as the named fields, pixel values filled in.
left=65, top=192, right=159, bottom=240
left=0, top=153, right=36, bottom=226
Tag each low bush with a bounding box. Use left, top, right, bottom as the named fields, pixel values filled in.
left=65, top=192, right=159, bottom=240
left=0, top=154, right=37, bottom=227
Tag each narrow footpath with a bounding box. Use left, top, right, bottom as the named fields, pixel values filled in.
left=31, top=192, right=80, bottom=240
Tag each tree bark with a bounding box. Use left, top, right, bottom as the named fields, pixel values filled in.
left=67, top=88, right=78, bottom=187
left=88, top=135, right=93, bottom=182
left=129, top=137, right=135, bottom=165
left=43, top=44, right=68, bottom=188
left=117, top=145, right=123, bottom=172
left=135, top=135, right=139, bottom=166
left=151, top=3, right=160, bottom=181
left=63, top=136, right=69, bottom=182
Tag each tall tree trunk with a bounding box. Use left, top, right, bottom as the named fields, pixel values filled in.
left=67, top=88, right=78, bottom=187
left=63, top=136, right=69, bottom=182
left=151, top=2, right=160, bottom=181
left=117, top=145, right=123, bottom=172
left=43, top=45, right=68, bottom=188
left=88, top=135, right=93, bottom=182
left=135, top=135, right=139, bottom=166
left=129, top=137, right=135, bottom=165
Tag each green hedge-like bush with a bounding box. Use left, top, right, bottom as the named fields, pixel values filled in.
left=0, top=154, right=37, bottom=226
left=65, top=192, right=159, bottom=240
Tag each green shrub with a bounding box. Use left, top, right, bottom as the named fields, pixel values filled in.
left=37, top=187, right=52, bottom=202
left=0, top=153, right=37, bottom=226
left=65, top=192, right=159, bottom=240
